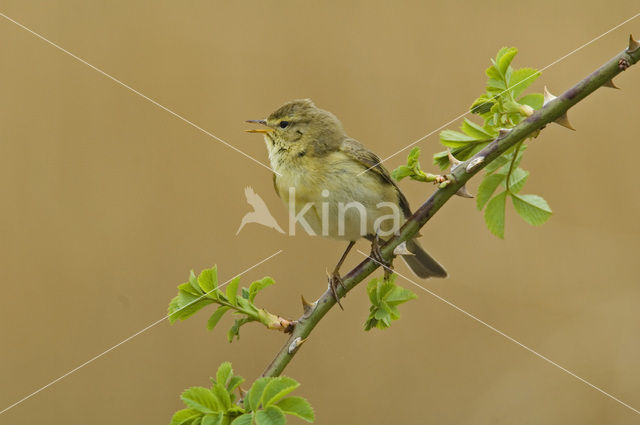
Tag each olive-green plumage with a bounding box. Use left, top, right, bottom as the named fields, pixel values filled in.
left=248, top=99, right=446, bottom=279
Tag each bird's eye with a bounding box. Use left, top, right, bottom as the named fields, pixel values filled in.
left=279, top=121, right=290, bottom=129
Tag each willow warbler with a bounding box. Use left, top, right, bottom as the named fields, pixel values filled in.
left=247, top=99, right=446, bottom=305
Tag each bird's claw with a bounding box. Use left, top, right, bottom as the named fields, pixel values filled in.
left=370, top=234, right=394, bottom=280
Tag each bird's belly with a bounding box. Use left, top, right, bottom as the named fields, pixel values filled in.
left=277, top=159, right=403, bottom=240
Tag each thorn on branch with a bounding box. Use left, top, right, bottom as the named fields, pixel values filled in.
left=301, top=295, right=316, bottom=317
left=543, top=86, right=576, bottom=131
left=603, top=79, right=619, bottom=89
left=628, top=34, right=640, bottom=53
left=455, top=185, right=474, bottom=198
left=288, top=337, right=307, bottom=354
left=447, top=150, right=462, bottom=168
left=446, top=150, right=474, bottom=198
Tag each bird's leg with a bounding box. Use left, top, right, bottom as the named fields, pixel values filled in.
left=370, top=233, right=394, bottom=280
left=327, top=241, right=356, bottom=310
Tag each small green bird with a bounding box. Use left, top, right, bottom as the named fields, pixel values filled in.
left=247, top=99, right=446, bottom=305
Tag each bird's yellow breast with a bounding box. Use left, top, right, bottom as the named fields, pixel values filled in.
left=272, top=150, right=402, bottom=240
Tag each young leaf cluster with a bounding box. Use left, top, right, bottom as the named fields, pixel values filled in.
left=391, top=147, right=447, bottom=187
left=171, top=362, right=314, bottom=425
left=391, top=47, right=552, bottom=238
left=434, top=47, right=542, bottom=170
left=364, top=274, right=417, bottom=331
left=168, top=267, right=292, bottom=342
left=476, top=142, right=551, bottom=238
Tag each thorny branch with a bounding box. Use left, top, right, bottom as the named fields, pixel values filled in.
left=262, top=36, right=640, bottom=378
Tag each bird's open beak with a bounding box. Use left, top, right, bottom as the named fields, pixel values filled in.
left=245, top=119, right=273, bottom=133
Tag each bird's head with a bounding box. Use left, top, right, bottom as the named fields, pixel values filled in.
left=246, top=99, right=345, bottom=158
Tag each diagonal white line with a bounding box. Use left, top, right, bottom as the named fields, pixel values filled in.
left=0, top=12, right=280, bottom=176
left=359, top=11, right=640, bottom=175
left=0, top=250, right=283, bottom=416
left=357, top=250, right=640, bottom=416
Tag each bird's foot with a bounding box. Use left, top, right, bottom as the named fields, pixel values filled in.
left=327, top=270, right=345, bottom=310
left=370, top=234, right=394, bottom=280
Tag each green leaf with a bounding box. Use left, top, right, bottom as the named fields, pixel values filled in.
left=171, top=409, right=202, bottom=425
left=276, top=397, right=315, bottom=422
left=235, top=296, right=256, bottom=313
left=505, top=168, right=529, bottom=193
left=246, top=378, right=270, bottom=411
left=227, top=317, right=250, bottom=342
left=202, top=413, right=223, bottom=425
left=406, top=146, right=421, bottom=167
left=168, top=290, right=214, bottom=323
left=189, top=270, right=201, bottom=294
left=227, top=375, right=245, bottom=393
left=484, top=191, right=507, bottom=238
left=485, top=63, right=502, bottom=81
left=366, top=278, right=379, bottom=304
left=518, top=93, right=544, bottom=110
left=477, top=173, right=506, bottom=210
left=230, top=414, right=253, bottom=425
left=487, top=78, right=506, bottom=90
left=439, top=129, right=479, bottom=148
left=248, top=277, right=275, bottom=303
left=470, top=96, right=494, bottom=115
left=168, top=296, right=181, bottom=324
left=212, top=383, right=232, bottom=412
left=364, top=276, right=416, bottom=331
left=198, top=267, right=218, bottom=294
left=509, top=68, right=540, bottom=98
left=511, top=194, right=552, bottom=226
left=390, top=165, right=412, bottom=181
left=261, top=377, right=300, bottom=406
left=181, top=387, right=219, bottom=414
left=216, top=362, right=233, bottom=387
left=226, top=277, right=240, bottom=305
left=461, top=118, right=496, bottom=140
left=496, top=47, right=518, bottom=77
left=174, top=291, right=214, bottom=321
left=433, top=141, right=489, bottom=170
left=207, top=306, right=231, bottom=331
left=180, top=281, right=203, bottom=297
left=385, top=286, right=417, bottom=305
left=255, top=406, right=286, bottom=425
left=432, top=150, right=450, bottom=170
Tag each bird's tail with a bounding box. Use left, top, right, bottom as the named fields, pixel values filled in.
left=401, top=239, right=448, bottom=279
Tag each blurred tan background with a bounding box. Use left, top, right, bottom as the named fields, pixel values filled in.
left=1, top=1, right=639, bottom=424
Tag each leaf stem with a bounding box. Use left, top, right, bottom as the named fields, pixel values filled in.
left=505, top=141, right=523, bottom=193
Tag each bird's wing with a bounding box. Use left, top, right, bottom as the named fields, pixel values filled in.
left=340, top=138, right=412, bottom=218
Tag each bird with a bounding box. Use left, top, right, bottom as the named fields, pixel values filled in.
left=236, top=186, right=285, bottom=235
left=246, top=99, right=446, bottom=306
